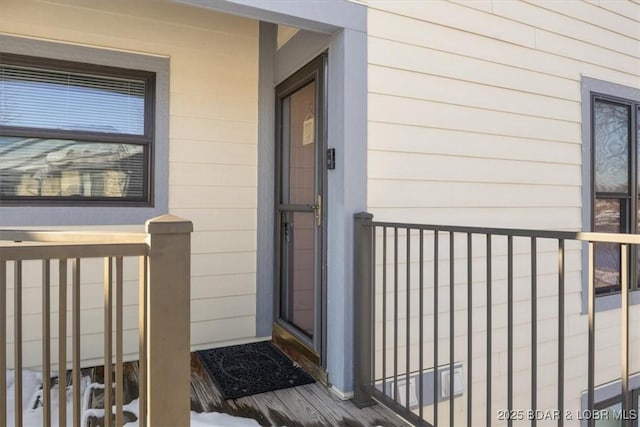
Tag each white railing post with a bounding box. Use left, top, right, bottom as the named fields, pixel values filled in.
left=144, top=214, right=193, bottom=427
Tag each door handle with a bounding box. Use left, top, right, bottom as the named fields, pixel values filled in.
left=306, top=195, right=321, bottom=227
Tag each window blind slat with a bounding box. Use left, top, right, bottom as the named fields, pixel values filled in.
left=0, top=64, right=146, bottom=135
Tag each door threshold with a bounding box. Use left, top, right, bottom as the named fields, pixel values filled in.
left=272, top=323, right=328, bottom=386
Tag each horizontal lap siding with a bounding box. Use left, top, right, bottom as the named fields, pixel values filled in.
left=365, top=0, right=640, bottom=229
left=364, top=0, right=640, bottom=423
left=0, top=0, right=259, bottom=365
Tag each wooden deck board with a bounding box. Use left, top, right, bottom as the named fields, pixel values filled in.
left=80, top=350, right=409, bottom=427
left=295, top=383, right=408, bottom=427
left=190, top=348, right=410, bottom=427
left=292, top=384, right=361, bottom=426
left=298, top=384, right=365, bottom=426
left=243, top=391, right=301, bottom=427
left=271, top=386, right=333, bottom=426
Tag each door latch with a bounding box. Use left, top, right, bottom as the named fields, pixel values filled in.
left=315, top=194, right=321, bottom=227
left=307, top=194, right=322, bottom=227
left=283, top=221, right=292, bottom=242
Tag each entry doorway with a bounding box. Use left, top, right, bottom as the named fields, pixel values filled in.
left=273, top=53, right=327, bottom=382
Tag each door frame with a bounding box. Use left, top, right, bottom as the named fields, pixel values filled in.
left=255, top=18, right=368, bottom=395
left=273, top=53, right=328, bottom=372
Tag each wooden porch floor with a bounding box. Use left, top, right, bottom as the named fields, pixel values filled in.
left=189, top=352, right=409, bottom=427
left=85, top=350, right=409, bottom=427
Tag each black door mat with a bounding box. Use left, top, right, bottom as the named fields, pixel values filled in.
left=197, top=341, right=316, bottom=399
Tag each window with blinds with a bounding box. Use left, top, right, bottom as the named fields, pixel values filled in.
left=0, top=53, right=155, bottom=204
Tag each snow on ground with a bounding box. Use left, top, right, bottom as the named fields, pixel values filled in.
left=6, top=369, right=91, bottom=427
left=5, top=369, right=260, bottom=427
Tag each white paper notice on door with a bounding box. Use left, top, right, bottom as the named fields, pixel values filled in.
left=302, top=114, right=315, bottom=146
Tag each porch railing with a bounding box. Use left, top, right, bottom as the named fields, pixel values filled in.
left=354, top=212, right=639, bottom=427
left=0, top=214, right=192, bottom=427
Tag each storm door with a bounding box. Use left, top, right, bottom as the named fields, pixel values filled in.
left=274, top=54, right=326, bottom=370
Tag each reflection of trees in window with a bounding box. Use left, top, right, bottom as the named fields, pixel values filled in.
left=592, top=96, right=639, bottom=294
left=594, top=102, right=630, bottom=193
left=0, top=137, right=144, bottom=198
left=0, top=53, right=154, bottom=204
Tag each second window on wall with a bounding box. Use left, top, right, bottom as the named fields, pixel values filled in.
left=592, top=93, right=640, bottom=294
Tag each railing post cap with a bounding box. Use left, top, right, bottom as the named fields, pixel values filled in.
left=354, top=212, right=374, bottom=220
left=145, top=214, right=193, bottom=234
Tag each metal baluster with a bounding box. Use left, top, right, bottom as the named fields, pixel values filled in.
left=449, top=232, right=455, bottom=426
left=467, top=233, right=473, bottom=427
left=620, top=244, right=629, bottom=427
left=507, top=236, right=513, bottom=427
left=486, top=235, right=492, bottom=427
left=531, top=238, right=537, bottom=427
left=406, top=228, right=411, bottom=410
left=382, top=228, right=388, bottom=396
left=393, top=227, right=399, bottom=403
left=419, top=230, right=424, bottom=421
left=434, top=230, right=439, bottom=427
left=558, top=240, right=565, bottom=427
left=587, top=242, right=595, bottom=427
left=372, top=226, right=376, bottom=392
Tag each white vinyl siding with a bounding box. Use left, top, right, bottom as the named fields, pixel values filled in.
left=0, top=0, right=259, bottom=365
left=365, top=0, right=639, bottom=228
left=363, top=0, right=640, bottom=423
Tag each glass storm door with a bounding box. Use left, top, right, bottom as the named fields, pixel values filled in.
left=275, top=55, right=326, bottom=356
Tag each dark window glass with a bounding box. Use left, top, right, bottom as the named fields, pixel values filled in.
left=0, top=54, right=153, bottom=204
left=0, top=137, right=145, bottom=199
left=594, top=388, right=640, bottom=427
left=594, top=101, right=630, bottom=194
left=638, top=106, right=640, bottom=193
left=594, top=199, right=622, bottom=292
left=595, top=400, right=621, bottom=427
